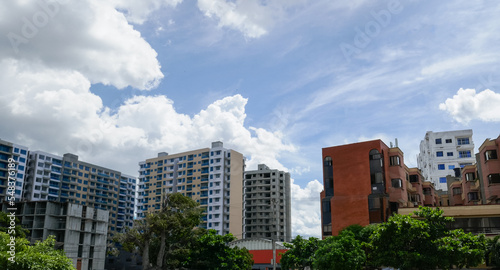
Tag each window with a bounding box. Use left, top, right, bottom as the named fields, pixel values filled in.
left=465, top=172, right=475, bottom=181
left=439, top=177, right=446, bottom=183
left=423, top=188, right=431, bottom=195
left=448, top=165, right=455, bottom=170
left=409, top=175, right=419, bottom=183
left=447, top=152, right=453, bottom=157
left=457, top=138, right=470, bottom=145
left=391, top=178, right=402, bottom=188
left=485, top=150, right=498, bottom=161
left=435, top=138, right=442, bottom=144
left=436, top=151, right=443, bottom=157
left=468, top=192, right=479, bottom=201
left=438, top=164, right=445, bottom=170
left=459, top=151, right=471, bottom=158
left=389, top=156, right=400, bottom=166
left=446, top=139, right=452, bottom=143
left=489, top=174, right=500, bottom=184
left=452, top=187, right=462, bottom=195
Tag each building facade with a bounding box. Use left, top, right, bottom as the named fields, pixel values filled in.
left=3, top=201, right=109, bottom=270
left=243, top=164, right=291, bottom=242
left=22, top=151, right=137, bottom=236
left=320, top=139, right=436, bottom=237
left=0, top=139, right=29, bottom=202
left=418, top=130, right=475, bottom=191
left=138, top=141, right=245, bottom=238
left=477, top=135, right=500, bottom=204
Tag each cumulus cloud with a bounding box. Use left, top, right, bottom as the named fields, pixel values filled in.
left=290, top=179, right=323, bottom=238
left=439, top=88, right=500, bottom=124
left=0, top=58, right=295, bottom=176
left=0, top=0, right=163, bottom=90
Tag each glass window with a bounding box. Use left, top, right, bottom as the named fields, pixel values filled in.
left=465, top=172, right=475, bottom=181
left=436, top=151, right=443, bottom=157
left=459, top=150, right=471, bottom=158
left=435, top=138, right=442, bottom=144
left=390, top=156, right=400, bottom=166
left=448, top=165, right=455, bottom=170
left=452, top=187, right=462, bottom=195
left=445, top=139, right=452, bottom=143
left=447, top=152, right=453, bottom=156
left=485, top=150, right=498, bottom=161
left=438, top=164, right=445, bottom=170
left=439, top=177, right=446, bottom=183
left=391, top=178, right=402, bottom=188
left=457, top=138, right=470, bottom=145
left=488, top=174, right=500, bottom=184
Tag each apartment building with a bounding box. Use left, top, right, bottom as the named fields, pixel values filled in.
left=443, top=134, right=500, bottom=206
left=477, top=135, right=500, bottom=204
left=0, top=139, right=29, bottom=202
left=138, top=141, right=245, bottom=238
left=3, top=201, right=109, bottom=270
left=320, top=139, right=436, bottom=237
left=418, top=130, right=475, bottom=191
left=22, top=151, right=137, bottom=235
left=243, top=164, right=291, bottom=242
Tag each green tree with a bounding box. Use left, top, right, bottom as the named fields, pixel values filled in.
left=280, top=235, right=319, bottom=270
left=486, top=235, right=500, bottom=268
left=116, top=192, right=203, bottom=270
left=0, top=211, right=29, bottom=238
left=0, top=232, right=75, bottom=270
left=189, top=229, right=253, bottom=270
left=436, top=229, right=487, bottom=269
left=313, top=230, right=366, bottom=270
left=369, top=206, right=487, bottom=270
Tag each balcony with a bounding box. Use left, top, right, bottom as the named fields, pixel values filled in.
left=406, top=180, right=416, bottom=193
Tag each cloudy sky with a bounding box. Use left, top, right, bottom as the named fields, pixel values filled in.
left=1, top=0, right=500, bottom=238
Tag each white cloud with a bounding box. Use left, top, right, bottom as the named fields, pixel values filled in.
left=197, top=0, right=269, bottom=38
left=420, top=54, right=494, bottom=77
left=290, top=179, right=323, bottom=238
left=0, top=58, right=295, bottom=177
left=110, top=0, right=183, bottom=24
left=0, top=0, right=163, bottom=90
left=439, top=88, right=500, bottom=124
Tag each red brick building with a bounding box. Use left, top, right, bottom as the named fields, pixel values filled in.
left=478, top=135, right=500, bottom=204
left=320, top=140, right=432, bottom=237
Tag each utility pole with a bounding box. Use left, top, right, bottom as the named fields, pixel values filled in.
left=272, top=198, right=278, bottom=270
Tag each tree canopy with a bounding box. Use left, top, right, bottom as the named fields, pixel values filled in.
left=281, top=207, right=489, bottom=270
left=280, top=235, right=319, bottom=270
left=116, top=193, right=253, bottom=270
left=0, top=232, right=75, bottom=270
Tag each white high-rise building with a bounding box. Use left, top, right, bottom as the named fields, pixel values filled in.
left=418, top=130, right=475, bottom=191
left=138, top=141, right=245, bottom=238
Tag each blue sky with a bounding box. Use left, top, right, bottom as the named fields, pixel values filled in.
left=1, top=0, right=500, bottom=237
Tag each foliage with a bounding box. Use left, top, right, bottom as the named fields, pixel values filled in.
left=0, top=232, right=75, bottom=270
left=280, top=235, right=319, bottom=270
left=116, top=192, right=204, bottom=270
left=189, top=229, right=253, bottom=270
left=0, top=211, right=29, bottom=238
left=436, top=229, right=487, bottom=269
left=369, top=206, right=487, bottom=270
left=313, top=230, right=366, bottom=270
left=486, top=235, right=500, bottom=268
